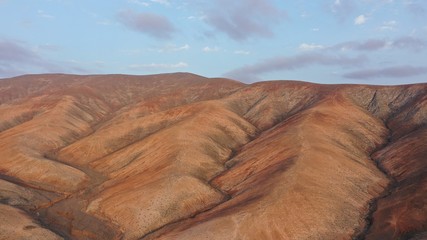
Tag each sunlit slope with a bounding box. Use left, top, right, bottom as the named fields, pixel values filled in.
left=144, top=95, right=389, bottom=239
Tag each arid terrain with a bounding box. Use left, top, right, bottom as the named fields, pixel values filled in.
left=0, top=73, right=426, bottom=240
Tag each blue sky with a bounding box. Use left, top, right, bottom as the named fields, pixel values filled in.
left=0, top=0, right=426, bottom=84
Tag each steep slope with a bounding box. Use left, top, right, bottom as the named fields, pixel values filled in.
left=0, top=73, right=243, bottom=239
left=361, top=91, right=427, bottom=240
left=143, top=94, right=389, bottom=239
left=365, top=127, right=427, bottom=239
left=341, top=84, right=427, bottom=239
left=0, top=73, right=426, bottom=240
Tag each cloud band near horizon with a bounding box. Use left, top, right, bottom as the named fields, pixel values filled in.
left=344, top=66, right=427, bottom=79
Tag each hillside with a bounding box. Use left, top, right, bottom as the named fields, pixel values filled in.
left=0, top=73, right=426, bottom=240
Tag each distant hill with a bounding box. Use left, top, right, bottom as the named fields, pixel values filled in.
left=0, top=73, right=426, bottom=240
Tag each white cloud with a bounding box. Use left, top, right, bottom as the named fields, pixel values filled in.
left=175, top=44, right=190, bottom=51
left=234, top=50, right=250, bottom=55
left=354, top=15, right=367, bottom=25
left=129, top=62, right=188, bottom=70
left=312, top=28, right=320, bottom=32
left=379, top=20, right=397, bottom=31
left=299, top=43, right=325, bottom=51
left=202, top=46, right=220, bottom=52
left=152, top=44, right=190, bottom=53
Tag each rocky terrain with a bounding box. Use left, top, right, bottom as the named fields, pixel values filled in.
left=0, top=73, right=426, bottom=240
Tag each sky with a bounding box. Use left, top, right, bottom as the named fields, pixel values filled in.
left=0, top=0, right=427, bottom=84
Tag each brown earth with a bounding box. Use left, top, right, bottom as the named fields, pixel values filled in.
left=0, top=73, right=426, bottom=240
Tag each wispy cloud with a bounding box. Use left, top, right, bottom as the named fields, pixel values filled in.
left=225, top=52, right=366, bottom=82
left=331, top=36, right=426, bottom=52
left=379, top=20, right=397, bottom=31
left=128, top=0, right=150, bottom=6
left=0, top=39, right=59, bottom=76
left=392, top=36, right=426, bottom=51
left=150, top=0, right=170, bottom=6
left=333, top=39, right=387, bottom=51
left=225, top=35, right=427, bottom=82
left=150, top=44, right=190, bottom=53
left=37, top=10, right=55, bottom=19
left=294, top=36, right=426, bottom=54
left=299, top=43, right=325, bottom=51
left=404, top=0, right=426, bottom=15
left=128, top=0, right=170, bottom=6
left=0, top=40, right=40, bottom=63
left=203, top=0, right=285, bottom=41
left=202, top=46, right=220, bottom=52
left=0, top=39, right=87, bottom=77
left=187, top=15, right=206, bottom=21
left=117, top=10, right=175, bottom=39
left=234, top=50, right=250, bottom=55
left=128, top=62, right=188, bottom=70
left=35, top=43, right=61, bottom=52
left=330, top=0, right=356, bottom=20
left=120, top=44, right=189, bottom=56
left=343, top=65, right=427, bottom=79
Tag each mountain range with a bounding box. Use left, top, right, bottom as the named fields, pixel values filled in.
left=0, top=73, right=426, bottom=240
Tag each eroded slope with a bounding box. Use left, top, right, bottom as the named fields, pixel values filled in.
left=0, top=73, right=426, bottom=240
